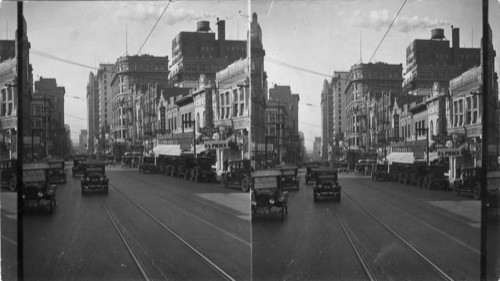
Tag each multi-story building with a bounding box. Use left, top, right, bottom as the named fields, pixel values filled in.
left=344, top=62, right=403, bottom=158
left=0, top=17, right=32, bottom=160
left=168, top=20, right=247, bottom=88
left=96, top=63, right=113, bottom=151
left=109, top=54, right=169, bottom=149
left=264, top=99, right=287, bottom=165
left=403, top=27, right=480, bottom=93
left=86, top=72, right=99, bottom=154
left=320, top=79, right=333, bottom=160
left=268, top=84, right=301, bottom=164
left=79, top=129, right=88, bottom=151
left=331, top=71, right=349, bottom=160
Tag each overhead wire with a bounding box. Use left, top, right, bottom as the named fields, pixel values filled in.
left=368, top=0, right=407, bottom=63
left=137, top=0, right=172, bottom=55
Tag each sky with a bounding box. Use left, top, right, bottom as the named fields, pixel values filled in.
left=252, top=0, right=500, bottom=150
left=0, top=0, right=499, bottom=150
left=0, top=0, right=249, bottom=143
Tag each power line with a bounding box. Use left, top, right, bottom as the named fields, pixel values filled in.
left=265, top=57, right=332, bottom=78
left=30, top=49, right=116, bottom=74
left=137, top=1, right=172, bottom=55
left=368, top=0, right=407, bottom=63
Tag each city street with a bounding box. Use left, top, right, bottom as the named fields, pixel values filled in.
left=253, top=169, right=481, bottom=280
left=1, top=187, right=18, bottom=281
left=23, top=163, right=251, bottom=281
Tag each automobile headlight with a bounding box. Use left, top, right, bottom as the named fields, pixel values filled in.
left=269, top=199, right=275, bottom=204
left=86, top=177, right=90, bottom=181
left=37, top=192, right=43, bottom=197
left=22, top=194, right=25, bottom=199
left=251, top=200, right=257, bottom=206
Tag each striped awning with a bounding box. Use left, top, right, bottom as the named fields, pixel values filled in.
left=387, top=152, right=414, bottom=164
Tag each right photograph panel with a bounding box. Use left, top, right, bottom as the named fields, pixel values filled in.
left=250, top=0, right=499, bottom=280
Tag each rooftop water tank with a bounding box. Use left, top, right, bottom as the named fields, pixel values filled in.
left=197, top=21, right=210, bottom=32
left=431, top=28, right=445, bottom=40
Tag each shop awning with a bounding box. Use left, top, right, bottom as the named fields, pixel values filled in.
left=387, top=152, right=414, bottom=164
left=153, top=144, right=182, bottom=156
left=428, top=152, right=439, bottom=162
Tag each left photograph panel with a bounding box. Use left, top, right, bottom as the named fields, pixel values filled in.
left=0, top=1, right=20, bottom=280
left=19, top=1, right=251, bottom=280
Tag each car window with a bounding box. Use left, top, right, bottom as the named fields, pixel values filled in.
left=254, top=177, right=277, bottom=189
left=317, top=179, right=337, bottom=186
left=24, top=170, right=46, bottom=183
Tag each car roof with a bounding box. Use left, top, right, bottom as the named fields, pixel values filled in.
left=280, top=166, right=298, bottom=170
left=315, top=167, right=338, bottom=173
left=83, top=160, right=106, bottom=165
left=23, top=162, right=50, bottom=170
left=252, top=170, right=282, bottom=178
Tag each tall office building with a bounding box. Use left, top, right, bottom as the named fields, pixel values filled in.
left=168, top=20, right=247, bottom=88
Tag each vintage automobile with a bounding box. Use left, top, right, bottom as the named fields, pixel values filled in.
left=371, top=164, right=391, bottom=181
left=178, top=154, right=196, bottom=179
left=304, top=164, right=319, bottom=184
left=47, top=159, right=67, bottom=183
left=121, top=155, right=133, bottom=168
left=1, top=159, right=18, bottom=191
left=420, top=165, right=448, bottom=190
left=220, top=159, right=253, bottom=192
left=72, top=158, right=86, bottom=177
left=81, top=160, right=109, bottom=194
left=454, top=168, right=500, bottom=200
left=22, top=162, right=57, bottom=214
left=251, top=170, right=288, bottom=221
left=188, top=157, right=216, bottom=183
left=313, top=168, right=342, bottom=202
left=138, top=156, right=157, bottom=174
left=279, top=166, right=299, bottom=190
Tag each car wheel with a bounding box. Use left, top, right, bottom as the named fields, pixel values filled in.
left=453, top=182, right=461, bottom=195
left=221, top=175, right=228, bottom=188
left=473, top=182, right=481, bottom=200
left=241, top=177, right=249, bottom=192
left=49, top=202, right=53, bottom=214
left=313, top=194, right=317, bottom=202
left=281, top=207, right=285, bottom=221
left=81, top=188, right=85, bottom=195
left=9, top=176, right=17, bottom=191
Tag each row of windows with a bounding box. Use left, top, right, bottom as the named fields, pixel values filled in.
left=118, top=63, right=167, bottom=72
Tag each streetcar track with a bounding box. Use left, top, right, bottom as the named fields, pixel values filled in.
left=381, top=199, right=480, bottom=254
left=109, top=175, right=250, bottom=245
left=351, top=177, right=477, bottom=226
left=100, top=199, right=153, bottom=281
left=329, top=200, right=377, bottom=281
left=116, top=171, right=246, bottom=218
left=341, top=190, right=455, bottom=281
left=107, top=182, right=237, bottom=281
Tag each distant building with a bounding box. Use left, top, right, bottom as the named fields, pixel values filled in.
left=168, top=20, right=247, bottom=88
left=403, top=27, right=480, bottom=93
left=331, top=71, right=349, bottom=160
left=344, top=62, right=403, bottom=155
left=96, top=64, right=114, bottom=148
left=79, top=129, right=88, bottom=151
left=313, top=137, right=322, bottom=159
left=86, top=72, right=99, bottom=154
left=320, top=79, right=333, bottom=160
left=109, top=54, right=169, bottom=147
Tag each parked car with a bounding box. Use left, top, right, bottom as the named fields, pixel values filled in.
left=371, top=164, right=390, bottom=181
left=454, top=168, right=500, bottom=200
left=305, top=164, right=319, bottom=184
left=420, top=165, right=448, bottom=190
left=220, top=159, right=253, bottom=192
left=47, top=159, right=67, bottom=183
left=251, top=169, right=288, bottom=221
left=313, top=168, right=342, bottom=202
left=22, top=162, right=57, bottom=214
left=121, top=155, right=133, bottom=168
left=72, top=158, right=86, bottom=177
left=81, top=160, right=109, bottom=194
left=138, top=156, right=157, bottom=174
left=187, top=157, right=216, bottom=182
left=1, top=159, right=18, bottom=191
left=279, top=166, right=299, bottom=190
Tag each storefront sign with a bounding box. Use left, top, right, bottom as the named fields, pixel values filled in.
left=437, top=148, right=462, bottom=157
left=433, top=134, right=452, bottom=142
left=199, top=127, right=219, bottom=135
left=204, top=140, right=228, bottom=149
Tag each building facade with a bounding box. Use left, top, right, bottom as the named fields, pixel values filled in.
left=331, top=71, right=349, bottom=160
left=168, top=20, right=247, bottom=88
left=86, top=72, right=99, bottom=154
left=403, top=27, right=480, bottom=93
left=96, top=63, right=114, bottom=153
left=344, top=62, right=403, bottom=161
left=109, top=54, right=169, bottom=148
left=320, top=79, right=333, bottom=160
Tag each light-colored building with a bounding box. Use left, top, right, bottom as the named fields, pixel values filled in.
left=86, top=72, right=99, bottom=154
left=96, top=64, right=114, bottom=150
